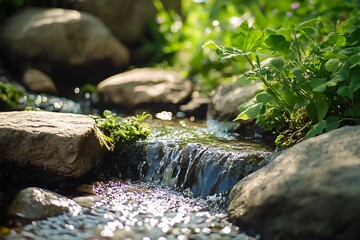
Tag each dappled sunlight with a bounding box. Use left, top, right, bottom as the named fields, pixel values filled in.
left=33, top=9, right=81, bottom=27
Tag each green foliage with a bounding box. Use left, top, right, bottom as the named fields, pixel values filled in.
left=150, top=0, right=356, bottom=94
left=205, top=2, right=360, bottom=148
left=0, top=82, right=26, bottom=110
left=150, top=0, right=248, bottom=93
left=90, top=110, right=152, bottom=151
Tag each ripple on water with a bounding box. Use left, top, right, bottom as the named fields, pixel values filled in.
left=6, top=180, right=260, bottom=240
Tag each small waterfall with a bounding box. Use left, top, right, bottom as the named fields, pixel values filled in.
left=138, top=141, right=270, bottom=197
left=110, top=121, right=273, bottom=198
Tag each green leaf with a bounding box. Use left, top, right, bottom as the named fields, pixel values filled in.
left=235, top=98, right=263, bottom=121
left=255, top=92, right=273, bottom=103
left=264, top=35, right=290, bottom=53
left=281, top=91, right=297, bottom=107
left=337, top=86, right=353, bottom=99
left=343, top=16, right=360, bottom=34
left=326, top=62, right=350, bottom=87
left=306, top=101, right=318, bottom=122
left=349, top=70, right=360, bottom=93
left=316, top=99, right=329, bottom=122
left=262, top=57, right=285, bottom=70
left=306, top=120, right=326, bottom=138
left=103, top=110, right=112, bottom=117
left=202, top=41, right=247, bottom=60
left=310, top=78, right=327, bottom=92
left=348, top=53, right=360, bottom=69
left=325, top=59, right=342, bottom=73
left=295, top=18, right=320, bottom=30
left=235, top=103, right=262, bottom=121
left=325, top=116, right=340, bottom=131
left=230, top=22, right=264, bottom=53
left=334, top=36, right=347, bottom=47
left=202, top=41, right=218, bottom=50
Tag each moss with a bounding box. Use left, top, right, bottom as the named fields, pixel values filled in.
left=90, top=110, right=151, bottom=151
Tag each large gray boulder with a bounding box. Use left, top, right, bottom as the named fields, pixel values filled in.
left=228, top=126, right=360, bottom=240
left=0, top=111, right=103, bottom=180
left=0, top=7, right=129, bottom=66
left=0, top=7, right=129, bottom=87
left=8, top=187, right=81, bottom=222
left=97, top=68, right=193, bottom=109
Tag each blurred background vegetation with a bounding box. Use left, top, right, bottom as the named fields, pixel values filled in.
left=148, top=0, right=355, bottom=93
left=0, top=0, right=358, bottom=143
left=0, top=0, right=356, bottom=94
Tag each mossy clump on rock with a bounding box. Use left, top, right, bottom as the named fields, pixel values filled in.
left=91, top=110, right=151, bottom=151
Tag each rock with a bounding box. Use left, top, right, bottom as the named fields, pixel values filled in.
left=22, top=68, right=57, bottom=95
left=8, top=187, right=81, bottom=222
left=72, top=0, right=181, bottom=44
left=228, top=126, right=360, bottom=240
left=75, top=184, right=95, bottom=195
left=179, top=91, right=209, bottom=119
left=0, top=7, right=129, bottom=88
left=97, top=68, right=192, bottom=109
left=72, top=195, right=103, bottom=208
left=0, top=111, right=103, bottom=181
left=208, top=82, right=263, bottom=120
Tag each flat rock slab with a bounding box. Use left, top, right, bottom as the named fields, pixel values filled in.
left=0, top=111, right=103, bottom=181
left=228, top=126, right=360, bottom=240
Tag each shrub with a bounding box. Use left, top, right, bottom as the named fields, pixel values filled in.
left=204, top=2, right=360, bottom=148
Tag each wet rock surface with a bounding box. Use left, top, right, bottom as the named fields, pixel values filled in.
left=0, top=111, right=103, bottom=184
left=6, top=180, right=258, bottom=240
left=229, top=125, right=360, bottom=240
left=8, top=187, right=81, bottom=223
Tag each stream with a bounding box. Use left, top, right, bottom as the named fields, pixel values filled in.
left=5, top=118, right=273, bottom=239
left=2, top=91, right=274, bottom=239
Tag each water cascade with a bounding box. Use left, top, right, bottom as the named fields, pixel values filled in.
left=107, top=120, right=273, bottom=200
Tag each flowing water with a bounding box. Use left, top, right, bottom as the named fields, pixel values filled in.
left=6, top=180, right=259, bottom=240
left=106, top=119, right=273, bottom=203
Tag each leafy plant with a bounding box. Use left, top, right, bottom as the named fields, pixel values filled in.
left=149, top=0, right=355, bottom=95
left=90, top=110, right=152, bottom=151
left=205, top=2, right=360, bottom=148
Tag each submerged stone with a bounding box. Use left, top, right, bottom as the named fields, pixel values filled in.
left=8, top=187, right=81, bottom=222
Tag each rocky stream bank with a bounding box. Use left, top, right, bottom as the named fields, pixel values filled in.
left=0, top=110, right=360, bottom=240
left=0, top=3, right=360, bottom=239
